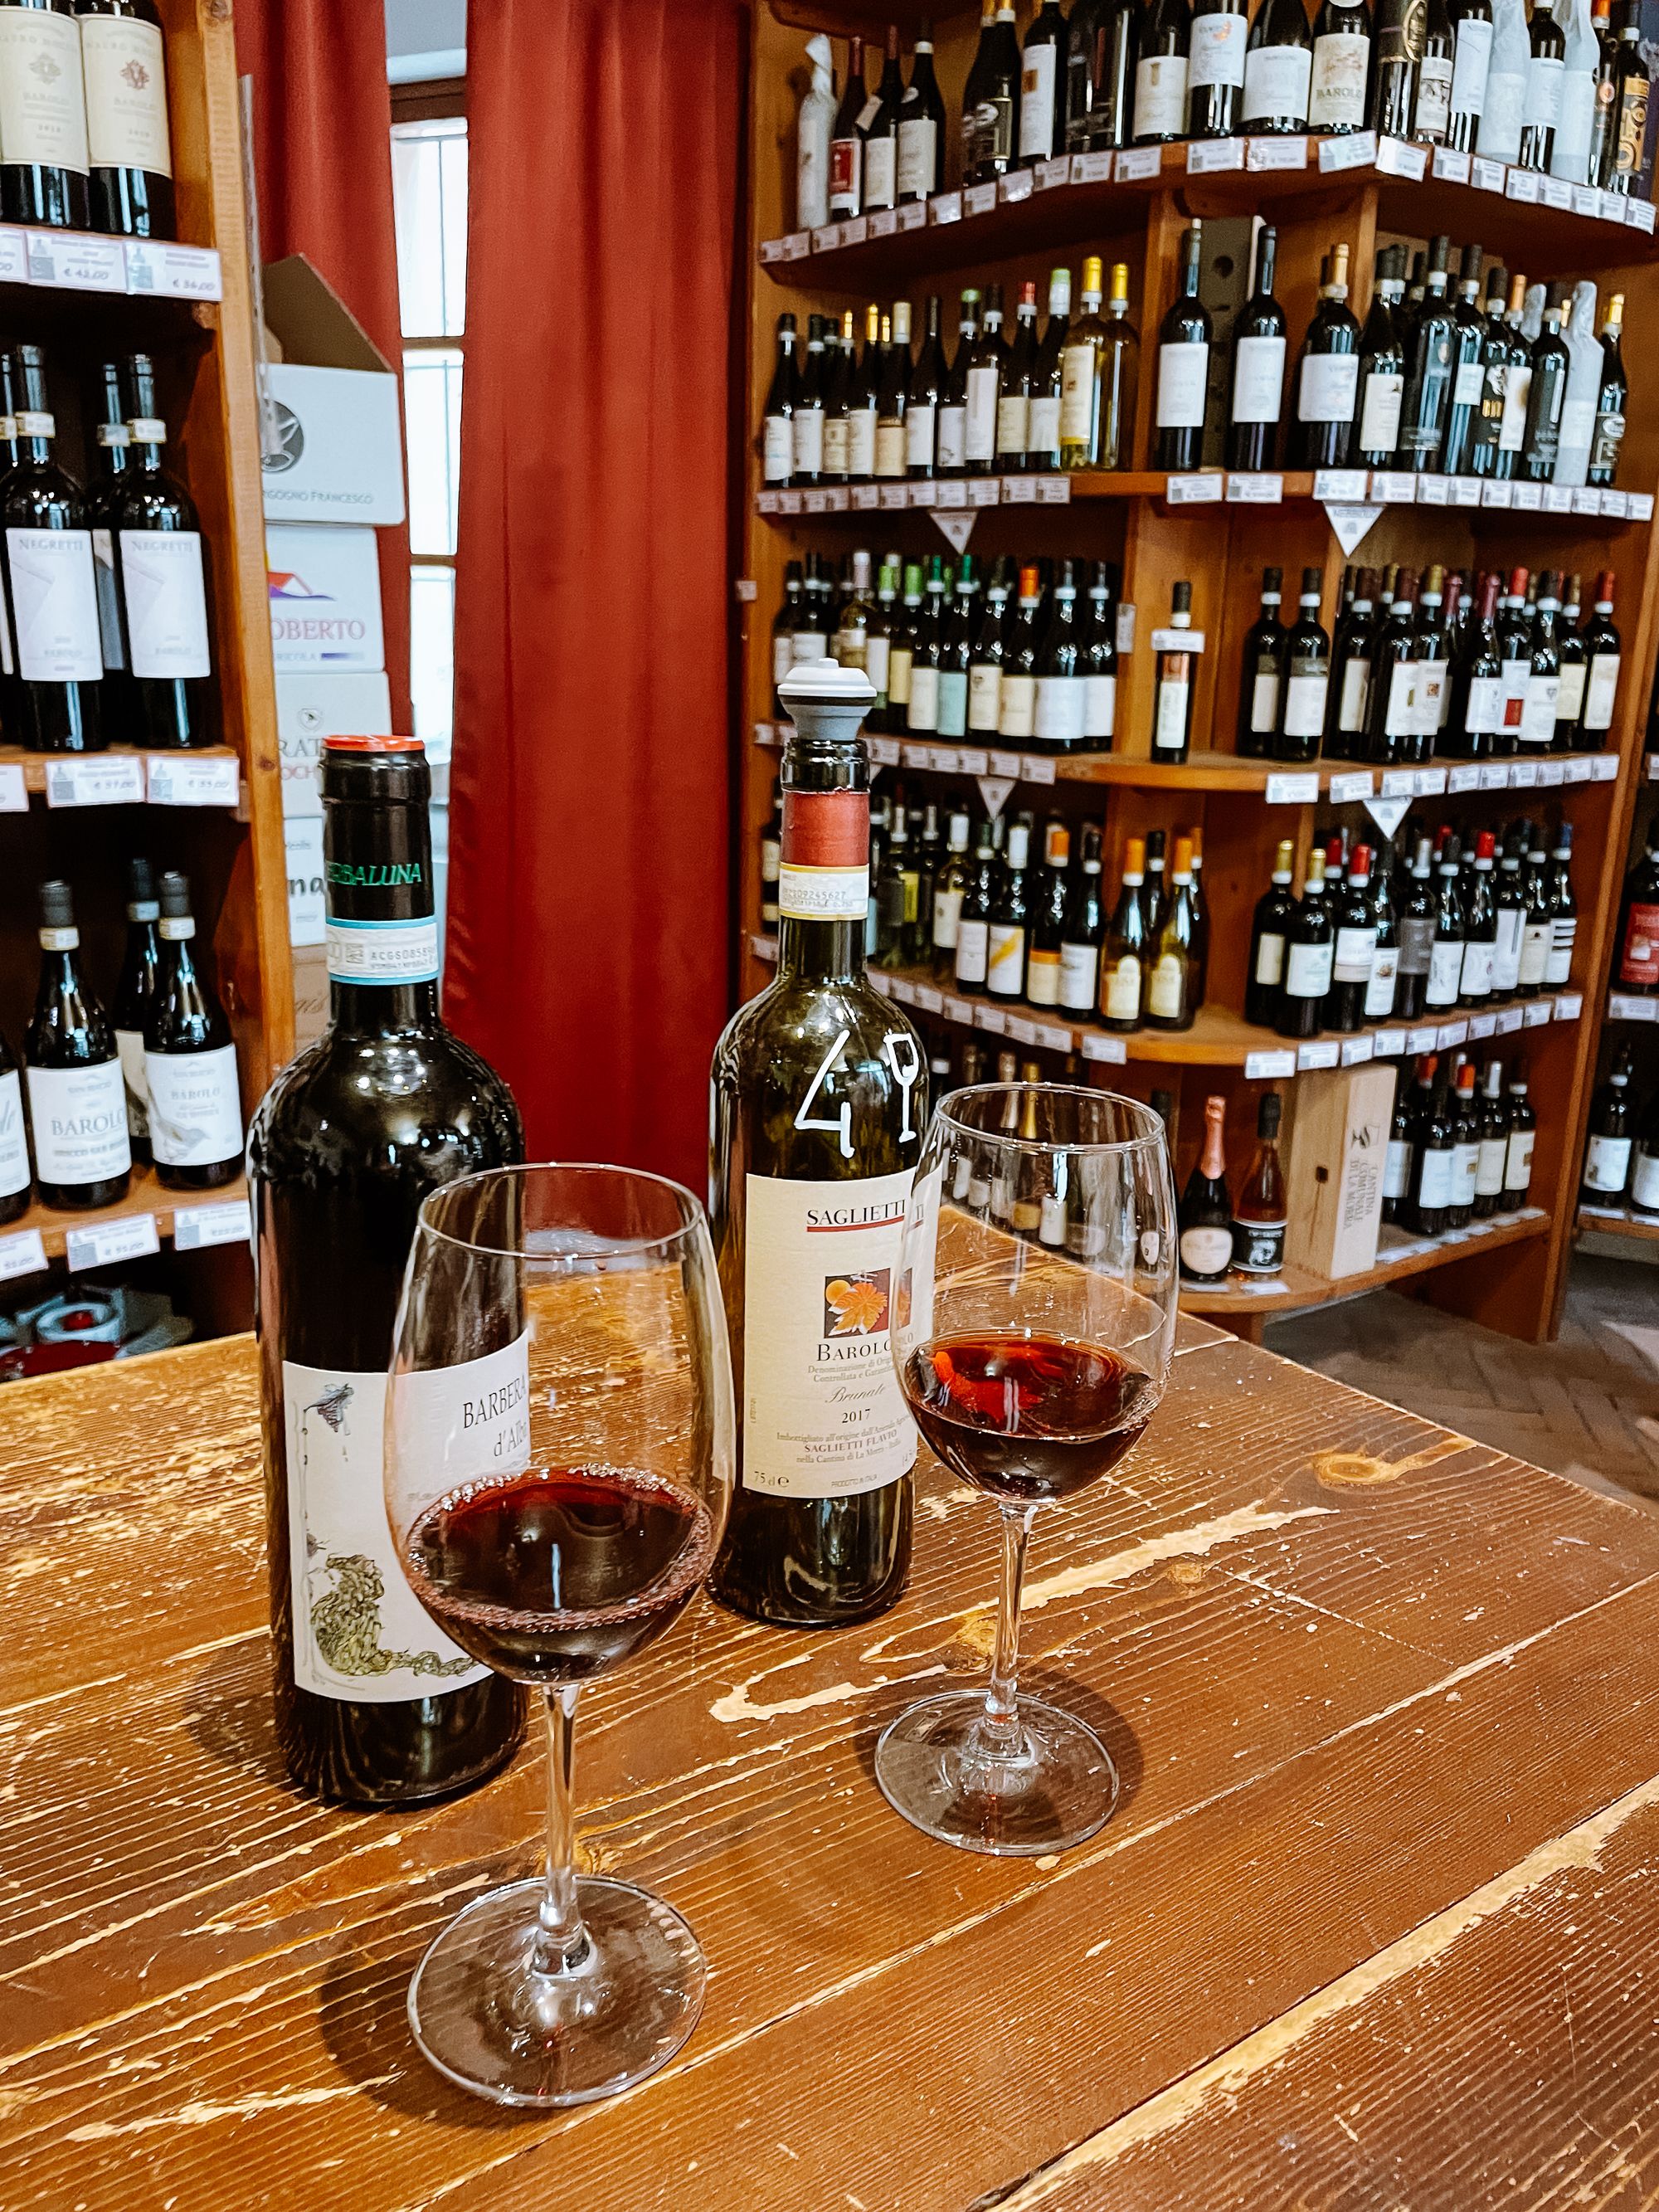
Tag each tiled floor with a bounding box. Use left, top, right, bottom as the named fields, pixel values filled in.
left=1266, top=1250, right=1659, bottom=1511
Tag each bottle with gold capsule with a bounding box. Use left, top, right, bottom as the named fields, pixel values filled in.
left=1059, top=259, right=1138, bottom=471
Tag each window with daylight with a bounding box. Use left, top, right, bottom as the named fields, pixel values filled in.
left=391, top=88, right=467, bottom=753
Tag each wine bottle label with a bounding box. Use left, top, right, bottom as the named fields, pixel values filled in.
left=1231, top=1216, right=1286, bottom=1274
left=1426, top=938, right=1465, bottom=1004
left=780, top=788, right=869, bottom=921
left=1632, top=1150, right=1659, bottom=1211
left=907, top=663, right=940, bottom=729
left=740, top=1167, right=928, bottom=1499
left=1338, top=654, right=1370, bottom=729
left=1505, top=1127, right=1535, bottom=1192
left=986, top=923, right=1026, bottom=996
left=761, top=834, right=781, bottom=885
left=1384, top=1137, right=1413, bottom=1199
left=1180, top=1225, right=1233, bottom=1277
left=1034, top=673, right=1084, bottom=743
left=1545, top=917, right=1575, bottom=986
left=1386, top=658, right=1418, bottom=732
left=0, top=1066, right=28, bottom=1197
left=145, top=1040, right=243, bottom=1167
left=1058, top=343, right=1097, bottom=442
left=1249, top=668, right=1279, bottom=732
left=896, top=114, right=937, bottom=198
left=1333, top=924, right=1376, bottom=983
left=1418, top=1147, right=1456, bottom=1208
left=1284, top=939, right=1334, bottom=997
left=1363, top=941, right=1399, bottom=1016
left=1148, top=950, right=1186, bottom=1019
left=1557, top=396, right=1594, bottom=456
left=932, top=885, right=963, bottom=949
left=955, top=917, right=990, bottom=984
left=1188, top=12, right=1247, bottom=90
left=937, top=668, right=968, bottom=738
left=1464, top=672, right=1504, bottom=733
left=905, top=402, right=937, bottom=469
left=1492, top=908, right=1524, bottom=992
left=1525, top=53, right=1564, bottom=127
left=7, top=528, right=103, bottom=683
left=965, top=365, right=999, bottom=460
left=119, top=530, right=212, bottom=680
left=996, top=392, right=1029, bottom=456
left=90, top=525, right=125, bottom=670
left=1584, top=652, right=1619, bottom=728
left=865, top=636, right=890, bottom=695
left=1059, top=941, right=1099, bottom=1010
left=0, top=9, right=88, bottom=173
left=1105, top=953, right=1142, bottom=1020
left=874, top=419, right=906, bottom=478
left=114, top=1025, right=148, bottom=1142
left=1519, top=673, right=1559, bottom=744
left=1283, top=667, right=1327, bottom=738
left=1476, top=1134, right=1508, bottom=1198
left=1242, top=42, right=1312, bottom=123
left=80, top=13, right=172, bottom=175
left=1453, top=1139, right=1480, bottom=1203
left=1019, top=41, right=1058, bottom=157
left=1414, top=660, right=1447, bottom=734
left=1156, top=343, right=1209, bottom=429
left=823, top=415, right=849, bottom=475
left=1358, top=370, right=1404, bottom=453
left=1254, top=928, right=1286, bottom=986
left=864, top=135, right=896, bottom=208
left=1499, top=654, right=1530, bottom=728
left=1026, top=947, right=1062, bottom=1005
left=829, top=134, right=862, bottom=212
left=847, top=407, right=877, bottom=478
left=1460, top=938, right=1496, bottom=997
left=888, top=643, right=912, bottom=705
left=1452, top=357, right=1486, bottom=409
left=762, top=415, right=793, bottom=482
left=1082, top=671, right=1116, bottom=739
left=326, top=915, right=440, bottom=985
left=1554, top=660, right=1587, bottom=722
left=1152, top=673, right=1190, bottom=750
left=1231, top=334, right=1287, bottom=424
left=1590, top=408, right=1625, bottom=470
left=1415, top=54, right=1453, bottom=135
left=1499, top=364, right=1531, bottom=450
left=285, top=1337, right=529, bottom=1703
left=1520, top=918, right=1553, bottom=985
left=1309, top=31, right=1370, bottom=125
left=1450, top=18, right=1493, bottom=114
left=1135, top=52, right=1188, bottom=134
left=792, top=409, right=825, bottom=477
left=999, top=670, right=1037, bottom=738
left=935, top=405, right=966, bottom=471
left=1297, top=351, right=1359, bottom=424
left=968, top=662, right=1002, bottom=728
left=1399, top=915, right=1434, bottom=976
left=24, top=1058, right=129, bottom=1186
left=1584, top=1133, right=1632, bottom=1191
left=1029, top=391, right=1062, bottom=456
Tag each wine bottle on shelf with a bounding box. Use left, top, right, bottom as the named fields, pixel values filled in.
left=792, top=551, right=831, bottom=665
left=1277, top=850, right=1335, bottom=1040
left=906, top=555, right=945, bottom=733
left=1588, top=295, right=1627, bottom=486
left=1395, top=834, right=1436, bottom=1019
left=1545, top=824, right=1577, bottom=987
left=963, top=0, right=1020, bottom=182
left=1423, top=837, right=1467, bottom=1010
left=1238, top=567, right=1286, bottom=760
left=1520, top=0, right=1567, bottom=168
left=1517, top=569, right=1562, bottom=749
left=1492, top=272, right=1531, bottom=478
left=1517, top=829, right=1553, bottom=995
left=1135, top=0, right=1193, bottom=141
left=874, top=806, right=916, bottom=971
left=986, top=816, right=1030, bottom=1001
left=1413, top=0, right=1457, bottom=141
left=1029, top=266, right=1070, bottom=469
left=1275, top=566, right=1330, bottom=763
left=762, top=314, right=798, bottom=485
left=1397, top=236, right=1454, bottom=470
left=143, top=870, right=241, bottom=1191
left=1227, top=225, right=1286, bottom=471
left=1019, top=0, right=1069, bottom=162
left=1326, top=565, right=1377, bottom=757
left=1185, top=0, right=1248, bottom=139
left=113, top=853, right=159, bottom=1161
left=1102, top=836, right=1148, bottom=1030
left=1371, top=0, right=1419, bottom=137
left=792, top=314, right=827, bottom=485
left=1448, top=0, right=1495, bottom=149
left=1365, top=843, right=1401, bottom=1020
left=1366, top=568, right=1420, bottom=763
left=1502, top=1059, right=1537, bottom=1207
left=1075, top=0, right=1140, bottom=149
left=0, top=1011, right=27, bottom=1222
left=1155, top=223, right=1210, bottom=472
left=1440, top=245, right=1487, bottom=476
left=1579, top=572, right=1620, bottom=746
left=1409, top=564, right=1451, bottom=761
left=821, top=312, right=854, bottom=485
left=829, top=37, right=867, bottom=217
left=1, top=343, right=104, bottom=753
left=1491, top=835, right=1526, bottom=995
left=1081, top=559, right=1118, bottom=745
left=760, top=782, right=782, bottom=936
left=1246, top=838, right=1297, bottom=1027
left=1629, top=1082, right=1659, bottom=1217
left=1289, top=244, right=1360, bottom=468
left=0, top=0, right=89, bottom=229
left=902, top=297, right=943, bottom=480
left=1581, top=1043, right=1635, bottom=1200
left=1410, top=1058, right=1457, bottom=1234
left=864, top=26, right=903, bottom=208
left=1473, top=1059, right=1510, bottom=1217
left=1243, top=0, right=1314, bottom=130
left=119, top=352, right=212, bottom=748
left=1033, top=558, right=1086, bottom=752
left=1151, top=581, right=1198, bottom=761
left=1310, top=0, right=1373, bottom=130
left=997, top=280, right=1040, bottom=473
left=999, top=563, right=1044, bottom=741
left=1060, top=821, right=1105, bottom=1011
left=1494, top=565, right=1531, bottom=746
left=1383, top=1069, right=1418, bottom=1224
left=1520, top=289, right=1572, bottom=481
left=1188, top=824, right=1211, bottom=1001
left=1355, top=245, right=1407, bottom=466
left=1444, top=570, right=1504, bottom=758
left=955, top=816, right=999, bottom=994
left=1458, top=831, right=1498, bottom=1005
left=931, top=809, right=971, bottom=979
left=1026, top=818, right=1069, bottom=1006
left=1467, top=266, right=1510, bottom=477
left=24, top=877, right=129, bottom=1211
left=1326, top=843, right=1377, bottom=1033
left=1232, top=1093, right=1287, bottom=1274
left=897, top=25, right=946, bottom=201
left=1146, top=835, right=1199, bottom=1030
left=937, top=290, right=975, bottom=475
left=1179, top=1096, right=1233, bottom=1284
left=1446, top=1060, right=1481, bottom=1228
left=965, top=282, right=1004, bottom=474
left=1607, top=0, right=1648, bottom=191
left=967, top=562, right=1010, bottom=736
left=87, top=359, right=134, bottom=732
left=1143, top=826, right=1169, bottom=943
left=248, top=736, right=526, bottom=1802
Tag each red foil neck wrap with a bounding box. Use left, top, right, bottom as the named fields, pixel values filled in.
left=782, top=788, right=868, bottom=866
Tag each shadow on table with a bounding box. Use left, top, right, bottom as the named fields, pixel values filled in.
left=181, top=1634, right=297, bottom=1794
left=317, top=1933, right=535, bottom=2131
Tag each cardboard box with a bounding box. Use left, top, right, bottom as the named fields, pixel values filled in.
left=1285, top=1062, right=1398, bottom=1280
left=260, top=256, right=406, bottom=525
left=267, top=524, right=385, bottom=670
left=285, top=814, right=324, bottom=947
left=277, top=670, right=393, bottom=816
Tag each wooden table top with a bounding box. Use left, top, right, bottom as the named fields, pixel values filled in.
left=7, top=1319, right=1659, bottom=2210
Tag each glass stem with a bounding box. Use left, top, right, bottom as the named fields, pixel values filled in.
left=534, top=1683, right=590, bottom=1976
left=984, top=1503, right=1036, bottom=1742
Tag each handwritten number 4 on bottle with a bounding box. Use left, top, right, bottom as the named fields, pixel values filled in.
left=794, top=1027, right=922, bottom=1158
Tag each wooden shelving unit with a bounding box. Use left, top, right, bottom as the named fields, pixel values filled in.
left=739, top=4, right=1659, bottom=1342
left=0, top=0, right=289, bottom=1299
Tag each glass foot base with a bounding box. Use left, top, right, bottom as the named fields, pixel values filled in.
left=407, top=1874, right=705, bottom=2107
left=874, top=1691, right=1119, bottom=1857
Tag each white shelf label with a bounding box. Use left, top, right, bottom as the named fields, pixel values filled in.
left=1245, top=1049, right=1297, bottom=1080
left=1034, top=474, right=1071, bottom=504
left=1117, top=144, right=1163, bottom=180
left=0, top=760, right=26, bottom=811
left=1471, top=156, right=1506, bottom=192
left=850, top=484, right=880, bottom=510
left=1481, top=480, right=1513, bottom=507
left=1000, top=474, right=1037, bottom=504
left=1543, top=485, right=1573, bottom=513
left=1166, top=472, right=1223, bottom=504
left=898, top=202, right=927, bottom=231
left=1554, top=992, right=1583, bottom=1021
left=1070, top=150, right=1115, bottom=183
left=1631, top=493, right=1654, bottom=521
left=66, top=1212, right=159, bottom=1271
left=943, top=995, right=974, bottom=1024
left=51, top=236, right=125, bottom=291
left=173, top=1196, right=252, bottom=1251
left=888, top=976, right=917, bottom=1005
left=1572, top=183, right=1601, bottom=217
left=1564, top=755, right=1593, bottom=782
left=0, top=227, right=25, bottom=285
left=929, top=193, right=962, bottom=226
left=776, top=488, right=801, bottom=513
left=1082, top=1031, right=1127, bottom=1063
left=839, top=216, right=868, bottom=246
left=998, top=168, right=1034, bottom=202
left=1188, top=138, right=1243, bottom=173
left=1407, top=1025, right=1439, bottom=1052
left=1315, top=469, right=1369, bottom=501
left=0, top=1227, right=46, bottom=1282
left=967, top=477, right=1000, bottom=507
left=1371, top=1027, right=1407, bottom=1056
left=1319, top=129, right=1374, bottom=172
left=1437, top=1018, right=1468, bottom=1048
left=1266, top=772, right=1319, bottom=804
left=1599, top=488, right=1629, bottom=518
left=1292, top=1041, right=1336, bottom=1077
left=1511, top=482, right=1543, bottom=510
left=755, top=490, right=777, bottom=514
left=1247, top=134, right=1306, bottom=170
left=914, top=984, right=943, bottom=1014
left=1034, top=158, right=1071, bottom=191
left=867, top=736, right=900, bottom=766
left=1151, top=628, right=1206, bottom=653
left=1467, top=1011, right=1497, bottom=1039
left=1523, top=1000, right=1551, bottom=1027
left=1374, top=135, right=1428, bottom=178
left=1540, top=175, right=1573, bottom=209
left=1591, top=752, right=1619, bottom=780
left=868, top=209, right=898, bottom=237
left=821, top=486, right=849, bottom=511
left=1432, top=146, right=1472, bottom=183
left=990, top=748, right=1023, bottom=778
left=1380, top=768, right=1417, bottom=796
left=1418, top=475, right=1449, bottom=504
left=1511, top=758, right=1540, bottom=786
left=780, top=231, right=810, bottom=258
left=751, top=933, right=777, bottom=963
left=974, top=1004, right=1006, bottom=1034
left=1477, top=762, right=1510, bottom=789
left=45, top=754, right=145, bottom=808
left=1005, top=1014, right=1039, bottom=1045
left=964, top=183, right=997, bottom=217
left=1340, top=1035, right=1375, bottom=1065
left=868, top=967, right=889, bottom=994
left=957, top=747, right=990, bottom=775
left=1450, top=476, right=1482, bottom=507
left=1447, top=763, right=1481, bottom=792
left=1327, top=770, right=1374, bottom=803
left=1496, top=1005, right=1524, bottom=1033
left=146, top=753, right=240, bottom=808
left=1035, top=1021, right=1073, bottom=1052
left=758, top=237, right=784, bottom=264
left=1570, top=486, right=1602, bottom=515
left=1506, top=169, right=1540, bottom=202
left=1629, top=197, right=1657, bottom=232
left=1226, top=472, right=1282, bottom=503
left=1538, top=759, right=1564, bottom=787
left=1022, top=753, right=1057, bottom=785
left=123, top=241, right=222, bottom=299
left=1414, top=766, right=1447, bottom=794
left=907, top=480, right=937, bottom=507
left=1608, top=992, right=1657, bottom=1021
left=1370, top=470, right=1416, bottom=502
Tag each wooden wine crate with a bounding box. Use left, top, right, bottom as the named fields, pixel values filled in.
left=1283, top=1060, right=1398, bottom=1280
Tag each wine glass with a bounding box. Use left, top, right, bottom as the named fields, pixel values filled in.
left=881, top=1084, right=1177, bottom=1856
left=384, top=1164, right=734, bottom=2108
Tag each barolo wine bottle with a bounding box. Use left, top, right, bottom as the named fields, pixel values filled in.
left=1310, top=0, right=1372, bottom=129
left=1155, top=223, right=1209, bottom=472
left=1, top=343, right=103, bottom=752
left=248, top=736, right=527, bottom=1805
left=1246, top=838, right=1296, bottom=1026
left=118, top=351, right=212, bottom=748
left=143, top=870, right=241, bottom=1191
left=1243, top=0, right=1314, bottom=129
left=75, top=0, right=174, bottom=236
left=24, top=878, right=130, bottom=1208
left=1289, top=244, right=1360, bottom=468
left=709, top=660, right=927, bottom=1629
left=0, top=0, right=89, bottom=228
left=1226, top=225, right=1286, bottom=471
left=112, top=851, right=158, bottom=1159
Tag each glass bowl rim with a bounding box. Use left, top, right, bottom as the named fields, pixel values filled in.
left=934, top=1082, right=1169, bottom=1156
left=412, top=1161, right=710, bottom=1262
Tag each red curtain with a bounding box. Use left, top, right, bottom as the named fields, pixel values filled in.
left=445, top=0, right=744, bottom=1189
left=233, top=0, right=411, bottom=732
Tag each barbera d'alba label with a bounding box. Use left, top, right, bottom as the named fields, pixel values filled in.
left=0, top=9, right=88, bottom=173
left=25, top=1058, right=130, bottom=1186
left=80, top=13, right=172, bottom=176
left=144, top=1041, right=243, bottom=1168
left=741, top=1167, right=932, bottom=1500
left=779, top=787, right=869, bottom=922
left=7, top=529, right=102, bottom=682
left=285, top=1332, right=529, bottom=1703
left=325, top=914, right=440, bottom=985
left=119, top=531, right=211, bottom=678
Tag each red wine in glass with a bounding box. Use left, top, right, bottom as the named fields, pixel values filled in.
left=901, top=1333, right=1158, bottom=1503
left=405, top=1467, right=720, bottom=1685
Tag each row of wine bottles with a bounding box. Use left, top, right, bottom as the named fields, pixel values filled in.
left=0, top=859, right=243, bottom=1222
left=794, top=0, right=1650, bottom=231
left=1580, top=1040, right=1659, bottom=1207
left=1613, top=821, right=1659, bottom=992
left=0, top=0, right=175, bottom=236
left=0, top=346, right=212, bottom=753
left=761, top=234, right=1628, bottom=485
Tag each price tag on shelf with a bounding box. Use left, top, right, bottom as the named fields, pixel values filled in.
left=1523, top=1000, right=1551, bottom=1026
left=1437, top=1018, right=1468, bottom=1048
left=1340, top=1035, right=1375, bottom=1065
left=1248, top=134, right=1306, bottom=170
left=173, top=1197, right=252, bottom=1251
left=868, top=209, right=898, bottom=238
left=1567, top=485, right=1598, bottom=514
left=929, top=193, right=961, bottom=226
left=801, top=488, right=829, bottom=514
left=1266, top=772, right=1319, bottom=804
left=1432, top=146, right=1472, bottom=183
left=1631, top=492, right=1655, bottom=521
left=839, top=216, right=868, bottom=246
left=1188, top=138, right=1243, bottom=173
left=1477, top=761, right=1510, bottom=789
left=868, top=737, right=900, bottom=766
left=1580, top=1202, right=1629, bottom=1219
left=914, top=983, right=944, bottom=1014
left=1035, top=1021, right=1073, bottom=1052
left=45, top=754, right=144, bottom=807
left=1543, top=485, right=1574, bottom=513
left=990, top=749, right=1023, bottom=778
left=1450, top=476, right=1481, bottom=506
left=1511, top=757, right=1541, bottom=786
left=66, top=1212, right=159, bottom=1271
left=1000, top=474, right=1037, bottom=504
left=908, top=480, right=937, bottom=506
left=1380, top=768, right=1417, bottom=796
left=1598, top=187, right=1626, bottom=221
left=901, top=743, right=933, bottom=770
left=1375, top=135, right=1428, bottom=178
left=897, top=202, right=927, bottom=231
left=1022, top=753, right=1057, bottom=785
left=1554, top=992, right=1583, bottom=1021
left=1082, top=1030, right=1127, bottom=1063
left=1592, top=752, right=1620, bottom=779
left=1538, top=759, right=1565, bottom=786
left=963, top=183, right=998, bottom=217
left=757, top=237, right=784, bottom=264
left=22, top=228, right=62, bottom=282
left=974, top=1004, right=1006, bottom=1035
left=1071, top=150, right=1115, bottom=183
left=145, top=753, right=239, bottom=807
left=1608, top=992, right=1657, bottom=1021
left=821, top=486, right=849, bottom=511
left=1327, top=770, right=1374, bottom=803
left=0, top=1228, right=46, bottom=1283
left=1600, top=489, right=1630, bottom=518
left=1506, top=169, right=1540, bottom=202
left=1540, top=176, right=1573, bottom=210
left=1005, top=1014, right=1039, bottom=1045
left=0, top=227, right=25, bottom=285
left=967, top=477, right=1000, bottom=507
left=1408, top=1024, right=1439, bottom=1053
left=1297, top=1039, right=1341, bottom=1070
left=1034, top=475, right=1071, bottom=504
left=1572, top=184, right=1601, bottom=217
left=751, top=933, right=777, bottom=963
left=888, top=976, right=917, bottom=1005
left=1226, top=472, right=1282, bottom=503
left=1150, top=629, right=1205, bottom=652
left=1370, top=1027, right=1407, bottom=1057
left=754, top=490, right=777, bottom=514
left=929, top=746, right=961, bottom=773
left=1245, top=1050, right=1297, bottom=1080
left=124, top=240, right=222, bottom=298
left=1418, top=475, right=1449, bottom=504
left=1467, top=1011, right=1497, bottom=1038
left=1034, top=158, right=1071, bottom=191
left=1447, top=763, right=1481, bottom=792
left=1512, top=482, right=1543, bottom=510
left=1166, top=473, right=1223, bottom=504
left=780, top=231, right=810, bottom=259
left=998, top=168, right=1034, bottom=202
left=933, top=478, right=969, bottom=508
left=1414, top=766, right=1447, bottom=794
left=1370, top=470, right=1416, bottom=502
left=0, top=760, right=26, bottom=811
left=1628, top=197, right=1657, bottom=232
left=878, top=482, right=907, bottom=510
left=1471, top=155, right=1506, bottom=192
left=958, top=748, right=990, bottom=775
left=1319, top=129, right=1375, bottom=172
left=1564, top=755, right=1593, bottom=782
left=1496, top=1005, right=1524, bottom=1033
left=47, top=235, right=124, bottom=291
left=1314, top=469, right=1369, bottom=502
left=850, top=483, right=880, bottom=509
left=1481, top=480, right=1513, bottom=507
left=1117, top=144, right=1163, bottom=180
left=944, top=995, right=973, bottom=1025
left=775, top=489, right=801, bottom=513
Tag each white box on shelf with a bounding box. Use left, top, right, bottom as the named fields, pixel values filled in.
left=267, top=524, right=385, bottom=670
left=285, top=813, right=326, bottom=947
left=276, top=670, right=394, bottom=817
left=260, top=256, right=406, bottom=524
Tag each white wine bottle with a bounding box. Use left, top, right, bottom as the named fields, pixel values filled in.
left=709, top=658, right=929, bottom=1627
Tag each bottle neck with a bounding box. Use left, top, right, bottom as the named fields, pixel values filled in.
left=776, top=733, right=870, bottom=984
left=324, top=790, right=443, bottom=1032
